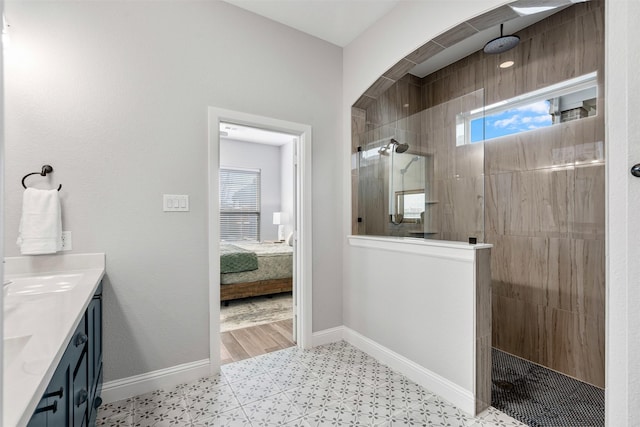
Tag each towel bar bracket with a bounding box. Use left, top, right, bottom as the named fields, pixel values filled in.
left=21, top=164, right=62, bottom=191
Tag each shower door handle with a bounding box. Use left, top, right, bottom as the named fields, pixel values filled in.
left=632, top=164, right=640, bottom=177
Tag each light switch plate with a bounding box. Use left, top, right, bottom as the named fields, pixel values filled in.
left=163, top=194, right=190, bottom=212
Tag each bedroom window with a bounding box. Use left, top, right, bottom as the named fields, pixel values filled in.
left=220, top=167, right=261, bottom=241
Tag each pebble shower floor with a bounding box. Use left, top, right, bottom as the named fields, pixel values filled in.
left=97, top=341, right=526, bottom=426
left=491, top=348, right=605, bottom=427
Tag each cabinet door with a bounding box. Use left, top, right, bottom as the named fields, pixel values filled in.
left=69, top=316, right=88, bottom=367
left=46, top=361, right=71, bottom=427
left=27, top=353, right=71, bottom=426
left=73, top=351, right=88, bottom=427
left=87, top=293, right=103, bottom=423
left=87, top=296, right=102, bottom=395
left=88, top=365, right=103, bottom=427
left=26, top=400, right=48, bottom=427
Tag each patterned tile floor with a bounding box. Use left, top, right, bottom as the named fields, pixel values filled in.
left=97, top=341, right=526, bottom=426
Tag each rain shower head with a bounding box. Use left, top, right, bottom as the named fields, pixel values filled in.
left=379, top=138, right=410, bottom=155
left=483, top=24, right=520, bottom=54
left=395, top=142, right=409, bottom=153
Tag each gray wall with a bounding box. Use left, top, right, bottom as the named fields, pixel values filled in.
left=280, top=142, right=295, bottom=239
left=3, top=0, right=343, bottom=382
left=220, top=139, right=282, bottom=242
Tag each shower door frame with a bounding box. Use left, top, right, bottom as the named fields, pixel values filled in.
left=207, top=107, right=313, bottom=374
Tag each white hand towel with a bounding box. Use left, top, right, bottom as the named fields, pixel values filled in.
left=17, top=188, right=62, bottom=255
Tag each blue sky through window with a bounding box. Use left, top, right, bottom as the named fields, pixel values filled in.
left=470, top=100, right=552, bottom=143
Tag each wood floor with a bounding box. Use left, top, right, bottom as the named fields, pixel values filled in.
left=220, top=319, right=294, bottom=365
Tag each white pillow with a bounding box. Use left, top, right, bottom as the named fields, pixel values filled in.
left=286, top=232, right=294, bottom=246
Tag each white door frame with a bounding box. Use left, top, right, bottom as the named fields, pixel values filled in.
left=208, top=107, right=313, bottom=374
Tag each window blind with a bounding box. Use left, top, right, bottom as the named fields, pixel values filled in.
left=220, top=168, right=261, bottom=241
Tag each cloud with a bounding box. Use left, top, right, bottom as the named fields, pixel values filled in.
left=515, top=100, right=550, bottom=115
left=493, top=115, right=521, bottom=128
left=521, top=115, right=551, bottom=124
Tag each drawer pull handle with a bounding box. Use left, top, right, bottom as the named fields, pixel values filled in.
left=76, top=389, right=88, bottom=406
left=42, top=387, right=63, bottom=399
left=34, top=401, right=57, bottom=414
left=75, top=333, right=88, bottom=347
left=94, top=396, right=103, bottom=409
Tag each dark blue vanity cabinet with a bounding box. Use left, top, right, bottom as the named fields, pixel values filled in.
left=27, top=282, right=103, bottom=427
left=87, top=282, right=103, bottom=426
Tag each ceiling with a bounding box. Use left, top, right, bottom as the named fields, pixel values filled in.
left=223, top=0, right=585, bottom=80
left=409, top=7, right=563, bottom=78
left=221, top=0, right=399, bottom=47
left=219, top=1, right=585, bottom=145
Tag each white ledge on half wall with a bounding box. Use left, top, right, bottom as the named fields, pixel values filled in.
left=347, top=235, right=492, bottom=262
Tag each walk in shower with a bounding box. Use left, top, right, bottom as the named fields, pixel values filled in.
left=351, top=1, right=605, bottom=425
left=355, top=89, right=485, bottom=242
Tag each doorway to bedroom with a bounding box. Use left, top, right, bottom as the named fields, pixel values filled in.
left=218, top=122, right=298, bottom=364
left=208, top=107, right=313, bottom=374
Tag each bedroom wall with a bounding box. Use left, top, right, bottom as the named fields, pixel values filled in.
left=220, top=138, right=282, bottom=242
left=3, top=0, right=343, bottom=384
left=280, top=142, right=295, bottom=239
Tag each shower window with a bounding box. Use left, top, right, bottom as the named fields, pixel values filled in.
left=468, top=99, right=553, bottom=143
left=457, top=72, right=598, bottom=145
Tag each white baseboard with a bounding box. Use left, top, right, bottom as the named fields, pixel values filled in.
left=343, top=327, right=476, bottom=415
left=312, top=326, right=345, bottom=347
left=101, top=329, right=475, bottom=414
left=101, top=359, right=211, bottom=404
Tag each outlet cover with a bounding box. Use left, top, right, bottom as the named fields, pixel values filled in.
left=61, top=231, right=72, bottom=251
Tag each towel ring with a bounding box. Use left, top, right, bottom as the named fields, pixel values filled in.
left=22, top=165, right=62, bottom=191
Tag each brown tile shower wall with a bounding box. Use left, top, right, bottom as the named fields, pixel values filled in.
left=487, top=2, right=604, bottom=388
left=422, top=91, right=486, bottom=242
left=363, top=74, right=424, bottom=131
left=352, top=1, right=605, bottom=387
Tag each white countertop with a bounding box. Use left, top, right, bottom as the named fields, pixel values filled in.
left=3, top=253, right=106, bottom=427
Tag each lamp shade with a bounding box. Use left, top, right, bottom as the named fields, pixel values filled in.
left=273, top=212, right=289, bottom=225
left=273, top=212, right=282, bottom=225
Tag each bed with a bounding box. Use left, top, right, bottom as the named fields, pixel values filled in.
left=220, top=241, right=293, bottom=302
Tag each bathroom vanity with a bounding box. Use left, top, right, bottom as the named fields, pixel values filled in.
left=3, top=253, right=105, bottom=427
